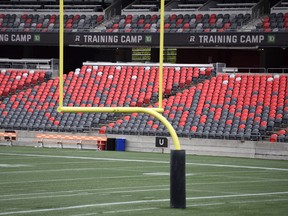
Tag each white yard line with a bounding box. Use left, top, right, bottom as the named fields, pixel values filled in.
left=103, top=207, right=158, bottom=214
left=0, top=200, right=160, bottom=216
left=189, top=172, right=280, bottom=181
left=187, top=202, right=224, bottom=207
left=0, top=152, right=287, bottom=172
left=0, top=179, right=288, bottom=201
left=0, top=166, right=164, bottom=175
left=0, top=167, right=106, bottom=174
left=0, top=157, right=35, bottom=160
left=143, top=172, right=204, bottom=176
left=71, top=213, right=98, bottom=216
left=30, top=161, right=111, bottom=165
left=0, top=175, right=149, bottom=186
left=229, top=198, right=288, bottom=205
left=0, top=153, right=168, bottom=164
left=0, top=169, right=269, bottom=186
left=186, top=162, right=288, bottom=172
left=185, top=170, right=269, bottom=175
left=1, top=176, right=288, bottom=201
left=0, top=188, right=169, bottom=202
left=2, top=172, right=270, bottom=190
left=0, top=164, right=31, bottom=168
left=189, top=179, right=288, bottom=187
left=186, top=198, right=288, bottom=207
left=0, top=166, right=149, bottom=175
left=186, top=191, right=288, bottom=201
left=0, top=191, right=287, bottom=215
left=143, top=172, right=170, bottom=176
left=0, top=184, right=169, bottom=198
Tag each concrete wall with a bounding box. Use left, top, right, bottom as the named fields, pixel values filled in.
left=109, top=134, right=288, bottom=160
left=1, top=130, right=288, bottom=160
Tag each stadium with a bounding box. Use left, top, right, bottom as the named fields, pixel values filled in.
left=0, top=0, right=288, bottom=215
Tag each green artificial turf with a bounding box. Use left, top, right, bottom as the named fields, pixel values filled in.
left=0, top=146, right=287, bottom=216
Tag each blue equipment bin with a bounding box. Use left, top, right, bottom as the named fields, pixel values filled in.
left=116, top=138, right=126, bottom=151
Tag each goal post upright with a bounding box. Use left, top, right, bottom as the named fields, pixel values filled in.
left=59, top=0, right=64, bottom=108
left=158, top=0, right=165, bottom=109
left=158, top=0, right=186, bottom=209
left=57, top=0, right=186, bottom=208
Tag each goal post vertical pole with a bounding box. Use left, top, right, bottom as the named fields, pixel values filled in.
left=158, top=0, right=165, bottom=109
left=159, top=0, right=186, bottom=209
left=59, top=0, right=64, bottom=108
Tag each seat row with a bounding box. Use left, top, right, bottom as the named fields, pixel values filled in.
left=270, top=127, right=288, bottom=143
left=105, top=13, right=251, bottom=33
left=0, top=13, right=104, bottom=32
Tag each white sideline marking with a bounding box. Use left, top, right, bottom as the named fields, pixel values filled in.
left=0, top=164, right=31, bottom=168
left=103, top=207, right=158, bottom=214
left=0, top=191, right=288, bottom=215
left=0, top=152, right=288, bottom=172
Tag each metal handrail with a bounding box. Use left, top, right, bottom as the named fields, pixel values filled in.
left=267, top=68, right=288, bottom=74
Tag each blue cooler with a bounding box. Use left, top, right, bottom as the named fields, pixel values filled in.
left=116, top=138, right=126, bottom=151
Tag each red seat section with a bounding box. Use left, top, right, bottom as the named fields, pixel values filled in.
left=0, top=63, right=213, bottom=132
left=0, top=69, right=50, bottom=98
left=107, top=73, right=288, bottom=141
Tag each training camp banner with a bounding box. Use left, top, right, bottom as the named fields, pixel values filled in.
left=0, top=32, right=287, bottom=47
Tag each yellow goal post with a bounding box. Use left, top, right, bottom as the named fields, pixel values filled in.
left=57, top=0, right=181, bottom=150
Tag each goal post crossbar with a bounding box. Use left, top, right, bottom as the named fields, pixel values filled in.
left=58, top=106, right=181, bottom=150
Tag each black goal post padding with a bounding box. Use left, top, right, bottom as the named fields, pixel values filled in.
left=170, top=149, right=186, bottom=209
